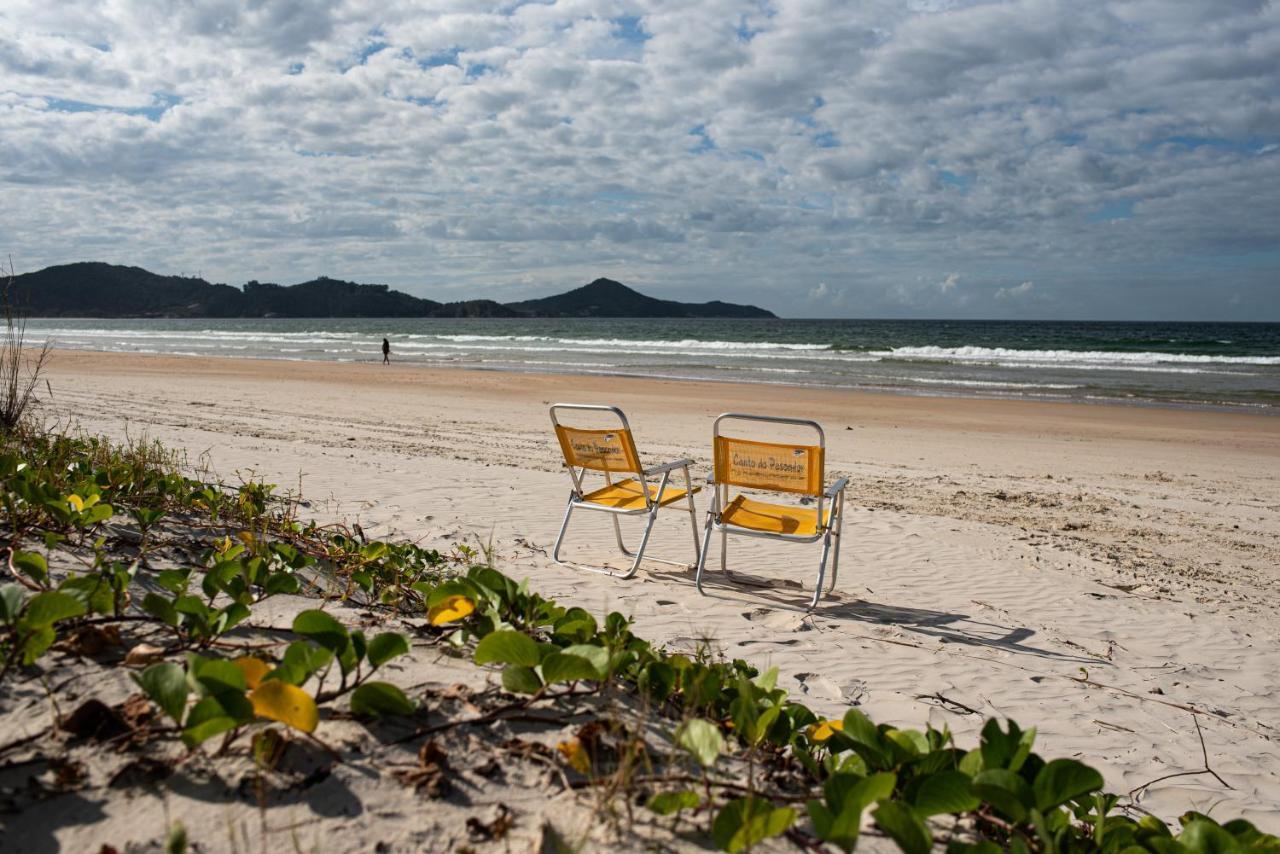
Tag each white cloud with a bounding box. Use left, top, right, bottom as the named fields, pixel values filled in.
left=995, top=281, right=1036, bottom=300
left=0, top=0, right=1277, bottom=317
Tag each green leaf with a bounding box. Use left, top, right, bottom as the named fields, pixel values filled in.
left=473, top=630, right=540, bottom=667
left=161, top=568, right=196, bottom=595
left=541, top=651, right=603, bottom=684
left=1177, top=820, right=1242, bottom=854
left=676, top=718, right=724, bottom=768
left=291, top=609, right=349, bottom=654
left=1034, top=758, right=1105, bottom=811
left=560, top=643, right=609, bottom=676
left=20, top=625, right=56, bottom=665
left=711, top=797, right=795, bottom=853
left=81, top=503, right=114, bottom=525
left=648, top=790, right=701, bottom=816
left=873, top=801, right=932, bottom=854
left=165, top=821, right=187, bottom=854
left=0, top=584, right=26, bottom=625
left=58, top=575, right=114, bottom=616
left=811, top=772, right=896, bottom=852
left=366, top=632, right=410, bottom=669
left=552, top=608, right=598, bottom=643
left=181, top=693, right=252, bottom=747
left=836, top=708, right=891, bottom=769
left=264, top=572, right=300, bottom=596
left=501, top=664, right=543, bottom=694
left=270, top=640, right=333, bottom=686
left=350, top=681, right=416, bottom=717
left=19, top=591, right=87, bottom=628
left=915, top=770, right=981, bottom=816
left=217, top=602, right=251, bottom=634
left=11, top=551, right=48, bottom=584
left=189, top=656, right=246, bottom=695
left=424, top=578, right=481, bottom=608
left=972, top=768, right=1034, bottom=822
left=136, top=662, right=189, bottom=724
left=141, top=593, right=179, bottom=626
left=638, top=661, right=676, bottom=700
left=886, top=727, right=930, bottom=757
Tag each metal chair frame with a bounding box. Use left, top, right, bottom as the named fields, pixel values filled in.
left=550, top=404, right=700, bottom=578
left=695, top=413, right=849, bottom=609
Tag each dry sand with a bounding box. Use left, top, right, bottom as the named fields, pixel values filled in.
left=30, top=350, right=1280, bottom=835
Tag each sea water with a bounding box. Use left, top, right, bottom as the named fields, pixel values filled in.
left=24, top=317, right=1280, bottom=412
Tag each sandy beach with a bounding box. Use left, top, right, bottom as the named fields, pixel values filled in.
left=31, top=349, right=1280, bottom=833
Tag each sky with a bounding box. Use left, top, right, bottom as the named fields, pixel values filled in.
left=2, top=0, right=1278, bottom=320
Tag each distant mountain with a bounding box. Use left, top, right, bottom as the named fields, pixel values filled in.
left=507, top=278, right=775, bottom=318
left=430, top=299, right=524, bottom=318
left=8, top=263, right=776, bottom=319
left=8, top=262, right=244, bottom=318
left=241, top=278, right=440, bottom=317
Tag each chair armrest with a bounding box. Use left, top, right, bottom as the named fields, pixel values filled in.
left=824, top=477, right=850, bottom=500
left=644, top=458, right=695, bottom=477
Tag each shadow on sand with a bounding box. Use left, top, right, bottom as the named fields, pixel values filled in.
left=653, top=564, right=1109, bottom=666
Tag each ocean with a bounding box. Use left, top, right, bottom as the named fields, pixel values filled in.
left=25, top=317, right=1280, bottom=412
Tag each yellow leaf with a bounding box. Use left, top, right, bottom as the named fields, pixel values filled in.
left=807, top=719, right=844, bottom=742
left=83, top=494, right=100, bottom=508
left=238, top=531, right=256, bottom=548
left=428, top=595, right=475, bottom=626
left=234, top=656, right=271, bottom=690
left=250, top=681, right=318, bottom=733
left=557, top=738, right=591, bottom=774
left=66, top=494, right=84, bottom=512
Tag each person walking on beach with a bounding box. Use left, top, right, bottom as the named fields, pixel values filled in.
left=382, top=337, right=390, bottom=365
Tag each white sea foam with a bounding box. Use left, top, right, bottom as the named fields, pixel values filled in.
left=879, top=345, right=1280, bottom=367
left=422, top=334, right=831, bottom=351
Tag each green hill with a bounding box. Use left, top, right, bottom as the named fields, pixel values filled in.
left=506, top=278, right=775, bottom=318
left=9, top=264, right=776, bottom=319
left=8, top=262, right=243, bottom=318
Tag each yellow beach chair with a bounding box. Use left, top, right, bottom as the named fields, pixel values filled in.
left=695, top=413, right=848, bottom=609
left=550, top=404, right=701, bottom=577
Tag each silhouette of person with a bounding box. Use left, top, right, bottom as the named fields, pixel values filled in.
left=382, top=337, right=390, bottom=365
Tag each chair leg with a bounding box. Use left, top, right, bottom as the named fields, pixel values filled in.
left=809, top=530, right=834, bottom=611
left=623, top=507, right=659, bottom=579
left=552, top=500, right=575, bottom=564
left=695, top=512, right=715, bottom=595
left=828, top=504, right=843, bottom=592
left=720, top=528, right=728, bottom=573
left=686, top=492, right=701, bottom=568
left=611, top=513, right=635, bottom=557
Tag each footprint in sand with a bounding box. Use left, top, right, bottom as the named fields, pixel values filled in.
left=795, top=672, right=868, bottom=705
left=741, top=607, right=809, bottom=631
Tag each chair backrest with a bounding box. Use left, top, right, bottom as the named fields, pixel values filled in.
left=550, top=404, right=643, bottom=478
left=712, top=413, right=825, bottom=496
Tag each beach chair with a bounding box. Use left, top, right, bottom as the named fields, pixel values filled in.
left=695, top=413, right=848, bottom=609
left=550, top=404, right=701, bottom=577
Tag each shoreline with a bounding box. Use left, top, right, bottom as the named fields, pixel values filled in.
left=24, top=312, right=1280, bottom=414
left=35, top=346, right=1280, bottom=429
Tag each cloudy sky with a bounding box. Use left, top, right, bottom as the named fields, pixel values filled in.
left=2, top=0, right=1278, bottom=319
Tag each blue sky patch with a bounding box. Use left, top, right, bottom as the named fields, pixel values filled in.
left=43, top=93, right=181, bottom=122
left=612, top=16, right=649, bottom=43
left=1088, top=199, right=1135, bottom=222
left=689, top=124, right=715, bottom=153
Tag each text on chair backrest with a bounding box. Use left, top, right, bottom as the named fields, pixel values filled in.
left=555, top=425, right=642, bottom=475
left=714, top=435, right=824, bottom=495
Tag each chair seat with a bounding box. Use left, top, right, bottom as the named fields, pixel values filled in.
left=581, top=478, right=698, bottom=512
left=721, top=495, right=829, bottom=536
